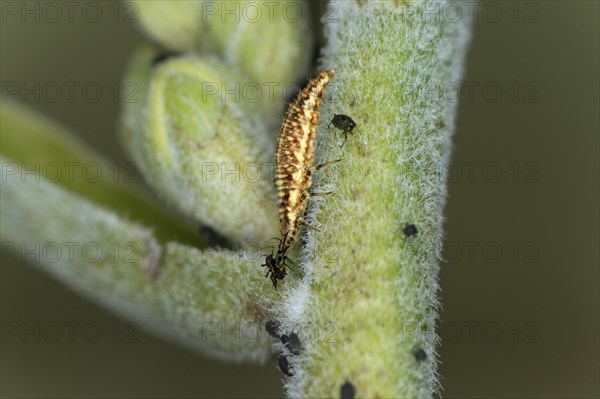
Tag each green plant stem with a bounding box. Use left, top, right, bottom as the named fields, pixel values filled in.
left=1, top=160, right=280, bottom=361
left=275, top=1, right=471, bottom=397
left=0, top=104, right=281, bottom=361
left=0, top=102, right=201, bottom=246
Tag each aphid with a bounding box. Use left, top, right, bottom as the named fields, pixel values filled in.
left=261, top=251, right=289, bottom=288
left=265, top=321, right=280, bottom=339
left=402, top=223, right=418, bottom=237
left=340, top=380, right=356, bottom=399
left=275, top=69, right=336, bottom=254
left=261, top=236, right=296, bottom=288
left=277, top=354, right=293, bottom=376
left=281, top=332, right=302, bottom=355
left=328, top=113, right=357, bottom=148
left=413, top=347, right=427, bottom=362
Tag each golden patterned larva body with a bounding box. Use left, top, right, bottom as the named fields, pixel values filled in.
left=275, top=69, right=335, bottom=254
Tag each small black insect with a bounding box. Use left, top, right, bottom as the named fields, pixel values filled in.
left=262, top=250, right=291, bottom=288
left=281, top=332, right=301, bottom=355
left=340, top=380, right=356, bottom=399
left=402, top=223, right=418, bottom=237
left=413, top=347, right=427, bottom=362
left=151, top=51, right=180, bottom=66
left=328, top=114, right=357, bottom=148
left=265, top=321, right=280, bottom=339
left=262, top=237, right=296, bottom=289
left=278, top=354, right=293, bottom=376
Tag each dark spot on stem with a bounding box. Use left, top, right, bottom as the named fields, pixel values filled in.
left=413, top=347, right=427, bottom=362
left=340, top=380, right=356, bottom=399
left=403, top=223, right=418, bottom=237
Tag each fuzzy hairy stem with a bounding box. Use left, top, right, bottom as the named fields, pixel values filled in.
left=1, top=0, right=472, bottom=394
left=0, top=102, right=200, bottom=246
left=0, top=159, right=280, bottom=362
left=0, top=104, right=280, bottom=361
left=275, top=1, right=471, bottom=397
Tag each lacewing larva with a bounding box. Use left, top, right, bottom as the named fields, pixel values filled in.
left=262, top=69, right=336, bottom=288
left=275, top=69, right=335, bottom=253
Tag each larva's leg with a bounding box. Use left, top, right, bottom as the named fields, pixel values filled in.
left=300, top=189, right=331, bottom=200
left=298, top=218, right=321, bottom=232
left=310, top=191, right=332, bottom=196
left=314, top=159, right=341, bottom=171
left=310, top=159, right=341, bottom=181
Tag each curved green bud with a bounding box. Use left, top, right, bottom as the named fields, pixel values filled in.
left=120, top=48, right=279, bottom=246
left=131, top=0, right=313, bottom=102
left=1, top=101, right=199, bottom=246
left=131, top=0, right=213, bottom=53
left=1, top=158, right=280, bottom=361
left=208, top=0, right=313, bottom=90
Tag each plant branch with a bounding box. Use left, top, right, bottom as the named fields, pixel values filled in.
left=274, top=1, right=471, bottom=397
left=0, top=159, right=281, bottom=362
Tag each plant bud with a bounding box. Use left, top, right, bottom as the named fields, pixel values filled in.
left=120, top=48, right=279, bottom=246
left=131, top=0, right=214, bottom=52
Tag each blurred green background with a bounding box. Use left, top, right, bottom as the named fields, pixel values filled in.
left=1, top=1, right=598, bottom=398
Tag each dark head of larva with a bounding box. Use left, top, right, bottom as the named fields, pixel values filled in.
left=277, top=231, right=296, bottom=257
left=282, top=233, right=295, bottom=252
left=340, top=380, right=356, bottom=399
